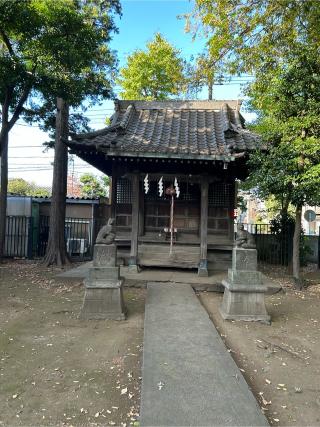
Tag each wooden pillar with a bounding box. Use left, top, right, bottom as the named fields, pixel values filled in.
left=128, top=172, right=140, bottom=272
left=139, top=184, right=145, bottom=236
left=111, top=163, right=118, bottom=219
left=229, top=180, right=236, bottom=242
left=198, top=177, right=209, bottom=277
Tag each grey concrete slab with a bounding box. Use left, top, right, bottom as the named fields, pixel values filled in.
left=140, top=282, right=269, bottom=427
left=56, top=263, right=281, bottom=294
left=56, top=264, right=225, bottom=291
left=56, top=262, right=92, bottom=279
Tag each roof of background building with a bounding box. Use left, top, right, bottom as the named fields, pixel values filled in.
left=67, top=100, right=260, bottom=162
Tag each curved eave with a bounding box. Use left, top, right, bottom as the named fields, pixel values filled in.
left=102, top=150, right=236, bottom=162
left=69, top=145, right=239, bottom=162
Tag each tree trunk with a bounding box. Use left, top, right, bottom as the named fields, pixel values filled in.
left=0, top=126, right=9, bottom=259
left=281, top=196, right=290, bottom=217
left=43, top=98, right=70, bottom=267
left=0, top=86, right=31, bottom=260
left=208, top=79, right=213, bottom=100
left=292, top=204, right=302, bottom=289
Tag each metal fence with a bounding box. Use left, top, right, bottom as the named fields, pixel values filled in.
left=4, top=215, right=107, bottom=260
left=5, top=216, right=33, bottom=258
left=235, top=223, right=294, bottom=267
left=37, top=216, right=107, bottom=260
left=5, top=216, right=317, bottom=267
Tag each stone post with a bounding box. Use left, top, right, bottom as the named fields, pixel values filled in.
left=219, top=248, right=270, bottom=323
left=80, top=243, right=125, bottom=320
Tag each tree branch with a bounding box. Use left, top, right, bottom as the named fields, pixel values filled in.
left=8, top=85, right=32, bottom=131
left=0, top=29, right=15, bottom=58
left=2, top=86, right=13, bottom=122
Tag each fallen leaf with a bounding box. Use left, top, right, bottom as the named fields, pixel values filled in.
left=262, top=396, right=272, bottom=406
left=158, top=381, right=164, bottom=390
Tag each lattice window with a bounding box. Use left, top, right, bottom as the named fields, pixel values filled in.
left=180, top=182, right=200, bottom=202
left=145, top=201, right=200, bottom=232
left=116, top=178, right=132, bottom=203
left=208, top=183, right=234, bottom=207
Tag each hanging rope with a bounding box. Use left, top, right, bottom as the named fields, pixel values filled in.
left=170, top=194, right=174, bottom=255
left=165, top=185, right=176, bottom=256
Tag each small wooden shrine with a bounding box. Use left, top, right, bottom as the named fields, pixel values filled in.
left=67, top=100, right=259, bottom=275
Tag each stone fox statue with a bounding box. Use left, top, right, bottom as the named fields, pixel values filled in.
left=235, top=224, right=256, bottom=249
left=96, top=218, right=116, bottom=245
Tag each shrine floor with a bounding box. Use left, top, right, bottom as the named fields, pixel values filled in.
left=140, top=282, right=269, bottom=426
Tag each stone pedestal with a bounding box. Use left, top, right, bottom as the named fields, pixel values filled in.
left=219, top=248, right=270, bottom=324
left=128, top=256, right=140, bottom=273
left=198, top=259, right=209, bottom=277
left=80, top=244, right=125, bottom=320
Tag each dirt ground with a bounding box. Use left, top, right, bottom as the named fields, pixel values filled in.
left=0, top=260, right=145, bottom=427
left=200, top=266, right=320, bottom=427
left=1, top=260, right=320, bottom=427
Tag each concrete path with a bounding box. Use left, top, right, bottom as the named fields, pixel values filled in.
left=56, top=261, right=92, bottom=280
left=140, top=282, right=269, bottom=426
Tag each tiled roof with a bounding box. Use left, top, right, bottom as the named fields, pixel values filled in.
left=68, top=100, right=259, bottom=161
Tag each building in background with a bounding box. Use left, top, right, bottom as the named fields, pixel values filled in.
left=67, top=175, right=82, bottom=198
left=5, top=194, right=110, bottom=258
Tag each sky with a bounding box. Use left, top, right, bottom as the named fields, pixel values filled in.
left=8, top=0, right=253, bottom=188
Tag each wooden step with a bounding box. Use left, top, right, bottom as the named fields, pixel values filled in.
left=138, top=244, right=200, bottom=268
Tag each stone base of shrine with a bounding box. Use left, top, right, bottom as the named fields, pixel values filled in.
left=220, top=279, right=271, bottom=324
left=198, top=259, right=209, bottom=277
left=80, top=282, right=126, bottom=320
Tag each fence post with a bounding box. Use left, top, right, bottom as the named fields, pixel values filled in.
left=27, top=217, right=34, bottom=259
left=318, top=226, right=320, bottom=269
left=90, top=218, right=96, bottom=258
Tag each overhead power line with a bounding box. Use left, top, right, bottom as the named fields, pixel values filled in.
left=9, top=145, right=47, bottom=148
left=9, top=165, right=94, bottom=170
left=9, top=156, right=55, bottom=159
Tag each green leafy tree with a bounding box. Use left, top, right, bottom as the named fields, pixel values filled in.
left=8, top=178, right=50, bottom=197
left=189, top=0, right=320, bottom=283
left=187, top=50, right=226, bottom=100
left=80, top=173, right=110, bottom=198
left=117, top=33, right=187, bottom=100
left=189, top=0, right=320, bottom=74
left=8, top=178, right=33, bottom=196
left=0, top=0, right=120, bottom=264
left=245, top=50, right=320, bottom=286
